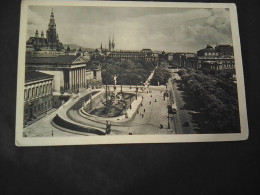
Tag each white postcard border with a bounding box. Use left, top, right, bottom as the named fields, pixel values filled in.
left=16, top=0, right=249, bottom=146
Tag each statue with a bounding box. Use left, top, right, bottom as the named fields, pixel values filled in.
left=113, top=75, right=117, bottom=85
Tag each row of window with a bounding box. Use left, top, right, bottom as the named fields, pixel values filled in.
left=109, top=54, right=153, bottom=58
left=205, top=52, right=219, bottom=56
left=24, top=83, right=52, bottom=100
left=25, top=100, right=52, bottom=115
left=205, top=52, right=233, bottom=56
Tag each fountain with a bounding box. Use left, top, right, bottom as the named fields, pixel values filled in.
left=81, top=75, right=135, bottom=118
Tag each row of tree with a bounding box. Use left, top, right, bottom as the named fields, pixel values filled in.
left=178, top=68, right=240, bottom=133
left=86, top=58, right=157, bottom=85
left=150, top=60, right=171, bottom=86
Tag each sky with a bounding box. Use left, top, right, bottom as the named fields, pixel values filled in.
left=27, top=6, right=233, bottom=52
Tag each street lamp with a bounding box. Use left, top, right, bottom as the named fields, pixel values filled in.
left=105, top=83, right=108, bottom=107
left=167, top=109, right=170, bottom=129
left=135, top=84, right=138, bottom=100
left=120, top=63, right=123, bottom=93
left=129, top=96, right=132, bottom=109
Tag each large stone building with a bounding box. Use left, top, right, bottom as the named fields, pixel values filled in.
left=172, top=52, right=195, bottom=67
left=24, top=71, right=54, bottom=126
left=26, top=54, right=89, bottom=94
left=197, top=45, right=235, bottom=70
left=26, top=9, right=64, bottom=51
left=173, top=45, right=235, bottom=71
left=108, top=49, right=158, bottom=61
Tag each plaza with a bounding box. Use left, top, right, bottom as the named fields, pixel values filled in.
left=23, top=85, right=175, bottom=137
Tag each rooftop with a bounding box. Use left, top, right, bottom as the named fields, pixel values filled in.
left=26, top=54, right=88, bottom=65
left=25, top=71, right=53, bottom=83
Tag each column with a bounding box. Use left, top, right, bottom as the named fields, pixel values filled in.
left=77, top=69, right=79, bottom=87
left=71, top=70, right=74, bottom=90
left=80, top=69, right=82, bottom=87
left=73, top=70, right=77, bottom=89
left=73, top=70, right=75, bottom=90
left=83, top=68, right=86, bottom=87
left=81, top=69, right=83, bottom=87
left=69, top=70, right=72, bottom=90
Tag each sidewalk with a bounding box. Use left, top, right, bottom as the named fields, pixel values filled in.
left=25, top=108, right=57, bottom=127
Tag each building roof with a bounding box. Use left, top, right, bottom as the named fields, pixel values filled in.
left=215, top=45, right=233, bottom=52
left=25, top=71, right=53, bottom=83
left=197, top=45, right=233, bottom=54
left=197, top=45, right=216, bottom=53
left=26, top=54, right=87, bottom=65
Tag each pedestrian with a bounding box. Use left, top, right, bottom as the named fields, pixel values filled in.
left=142, top=114, right=144, bottom=118
left=144, top=108, right=145, bottom=113
left=52, top=130, right=53, bottom=137
left=155, top=99, right=157, bottom=102
left=106, top=121, right=111, bottom=134
left=149, top=101, right=151, bottom=105
left=142, top=96, right=144, bottom=100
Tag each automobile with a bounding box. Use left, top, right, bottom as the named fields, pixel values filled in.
left=183, top=122, right=189, bottom=127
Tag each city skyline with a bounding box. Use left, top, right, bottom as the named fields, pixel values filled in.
left=27, top=6, right=233, bottom=52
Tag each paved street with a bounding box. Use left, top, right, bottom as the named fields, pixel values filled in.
left=65, top=86, right=174, bottom=135
left=168, top=69, right=197, bottom=134
left=23, top=108, right=85, bottom=137
left=128, top=86, right=173, bottom=135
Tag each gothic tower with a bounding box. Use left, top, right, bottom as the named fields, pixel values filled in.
left=112, top=35, right=115, bottom=51
left=46, top=8, right=58, bottom=49
left=108, top=36, right=111, bottom=52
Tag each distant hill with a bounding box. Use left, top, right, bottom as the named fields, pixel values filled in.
left=63, top=44, right=96, bottom=52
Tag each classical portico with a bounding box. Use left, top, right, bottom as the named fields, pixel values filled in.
left=67, top=65, right=86, bottom=91
left=25, top=54, right=89, bottom=93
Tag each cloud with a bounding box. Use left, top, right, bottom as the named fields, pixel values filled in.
left=26, top=6, right=233, bottom=52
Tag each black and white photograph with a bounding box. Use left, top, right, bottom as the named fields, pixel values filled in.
left=15, top=0, right=248, bottom=146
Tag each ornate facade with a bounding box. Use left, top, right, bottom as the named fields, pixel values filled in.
left=26, top=9, right=64, bottom=51
left=24, top=71, right=54, bottom=126
left=197, top=45, right=235, bottom=70
left=108, top=49, right=158, bottom=61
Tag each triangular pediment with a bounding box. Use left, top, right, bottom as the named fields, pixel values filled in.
left=72, top=56, right=87, bottom=64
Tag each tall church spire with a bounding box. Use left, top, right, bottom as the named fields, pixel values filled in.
left=35, top=29, right=39, bottom=38
left=112, top=35, right=115, bottom=51
left=46, top=8, right=58, bottom=49
left=108, top=36, right=111, bottom=52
